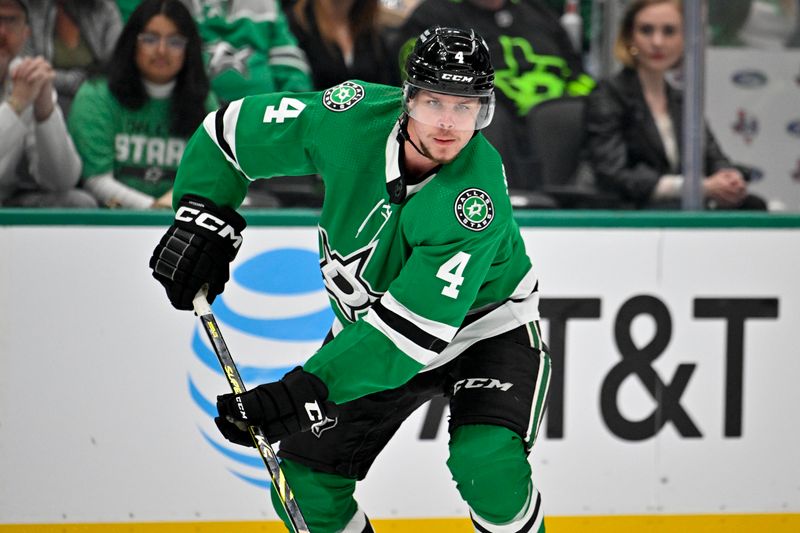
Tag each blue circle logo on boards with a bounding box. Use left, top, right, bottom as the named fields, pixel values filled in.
left=187, top=247, right=333, bottom=488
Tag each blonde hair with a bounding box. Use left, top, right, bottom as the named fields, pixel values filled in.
left=614, top=0, right=683, bottom=67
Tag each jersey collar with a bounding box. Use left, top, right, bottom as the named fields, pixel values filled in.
left=385, top=118, right=439, bottom=204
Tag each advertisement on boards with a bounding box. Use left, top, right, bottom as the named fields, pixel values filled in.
left=0, top=225, right=798, bottom=525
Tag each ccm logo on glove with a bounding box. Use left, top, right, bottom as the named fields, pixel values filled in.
left=175, top=205, right=243, bottom=249
left=149, top=194, right=247, bottom=310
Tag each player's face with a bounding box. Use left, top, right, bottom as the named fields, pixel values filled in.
left=408, top=90, right=482, bottom=132
left=135, top=14, right=187, bottom=85
left=406, top=91, right=478, bottom=164
left=631, top=2, right=683, bottom=74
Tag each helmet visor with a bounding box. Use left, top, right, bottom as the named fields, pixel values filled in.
left=403, top=84, right=495, bottom=131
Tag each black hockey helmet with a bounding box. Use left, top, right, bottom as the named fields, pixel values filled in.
left=405, top=26, right=494, bottom=97
left=403, top=27, right=495, bottom=130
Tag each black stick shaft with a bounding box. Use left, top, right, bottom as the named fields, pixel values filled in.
left=193, top=290, right=309, bottom=533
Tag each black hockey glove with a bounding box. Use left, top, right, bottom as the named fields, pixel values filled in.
left=149, top=194, right=246, bottom=310
left=215, top=367, right=338, bottom=446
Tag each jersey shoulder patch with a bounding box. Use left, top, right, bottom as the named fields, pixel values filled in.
left=322, top=81, right=365, bottom=112
left=454, top=188, right=495, bottom=232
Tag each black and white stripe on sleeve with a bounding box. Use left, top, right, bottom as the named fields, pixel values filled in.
left=363, top=292, right=457, bottom=365
left=201, top=99, right=251, bottom=179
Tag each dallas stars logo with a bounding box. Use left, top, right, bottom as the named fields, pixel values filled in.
left=143, top=166, right=165, bottom=183
left=323, top=81, right=365, bottom=112
left=454, top=188, right=494, bottom=231
left=206, top=42, right=253, bottom=79
left=311, top=416, right=338, bottom=438
left=319, top=228, right=381, bottom=322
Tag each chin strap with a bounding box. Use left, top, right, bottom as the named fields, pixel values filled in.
left=397, top=114, right=429, bottom=160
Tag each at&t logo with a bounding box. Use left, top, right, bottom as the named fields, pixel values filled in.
left=187, top=247, right=332, bottom=489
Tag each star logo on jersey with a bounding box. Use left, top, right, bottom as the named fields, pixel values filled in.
left=466, top=199, right=485, bottom=219
left=455, top=188, right=494, bottom=231
left=192, top=0, right=225, bottom=20
left=144, top=166, right=165, bottom=183
left=319, top=228, right=382, bottom=322
left=206, top=42, right=253, bottom=79
left=323, top=81, right=365, bottom=112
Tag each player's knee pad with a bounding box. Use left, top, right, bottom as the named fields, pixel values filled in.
left=271, top=459, right=365, bottom=533
left=447, top=424, right=536, bottom=527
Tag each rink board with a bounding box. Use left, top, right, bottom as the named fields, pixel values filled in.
left=1, top=211, right=799, bottom=532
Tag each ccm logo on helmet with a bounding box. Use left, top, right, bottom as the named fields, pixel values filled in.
left=175, top=207, right=243, bottom=249
left=441, top=73, right=474, bottom=82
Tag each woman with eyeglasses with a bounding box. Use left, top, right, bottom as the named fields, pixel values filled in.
left=67, top=0, right=216, bottom=209
left=584, top=0, right=767, bottom=210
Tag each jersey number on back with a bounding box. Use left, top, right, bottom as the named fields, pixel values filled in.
left=437, top=252, right=471, bottom=299
left=263, top=97, right=306, bottom=123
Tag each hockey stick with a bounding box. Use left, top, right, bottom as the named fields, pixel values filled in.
left=192, top=286, right=310, bottom=533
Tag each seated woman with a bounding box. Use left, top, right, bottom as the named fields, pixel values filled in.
left=68, top=0, right=216, bottom=209
left=585, top=0, right=766, bottom=210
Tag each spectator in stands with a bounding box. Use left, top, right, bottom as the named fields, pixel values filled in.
left=393, top=0, right=595, bottom=193
left=1, top=0, right=96, bottom=207
left=22, top=0, right=122, bottom=115
left=183, top=0, right=312, bottom=104
left=284, top=0, right=400, bottom=90
left=585, top=0, right=767, bottom=210
left=67, top=0, right=216, bottom=209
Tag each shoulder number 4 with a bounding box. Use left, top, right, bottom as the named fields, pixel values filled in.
left=263, top=97, right=306, bottom=123
left=437, top=252, right=471, bottom=299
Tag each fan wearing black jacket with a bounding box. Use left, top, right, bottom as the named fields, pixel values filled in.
left=584, top=0, right=766, bottom=210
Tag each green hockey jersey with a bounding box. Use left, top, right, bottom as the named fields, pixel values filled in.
left=68, top=79, right=218, bottom=197
left=190, top=0, right=311, bottom=103
left=174, top=81, right=541, bottom=404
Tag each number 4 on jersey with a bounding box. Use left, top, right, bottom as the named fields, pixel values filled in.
left=437, top=252, right=471, bottom=298
left=263, top=97, right=306, bottom=123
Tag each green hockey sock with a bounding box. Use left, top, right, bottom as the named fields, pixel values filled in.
left=271, top=459, right=358, bottom=533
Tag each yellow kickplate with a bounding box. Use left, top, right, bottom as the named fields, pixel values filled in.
left=548, top=514, right=800, bottom=533
left=1, top=514, right=799, bottom=532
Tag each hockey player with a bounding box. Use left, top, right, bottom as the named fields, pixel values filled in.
left=150, top=26, right=551, bottom=533
left=394, top=0, right=595, bottom=193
